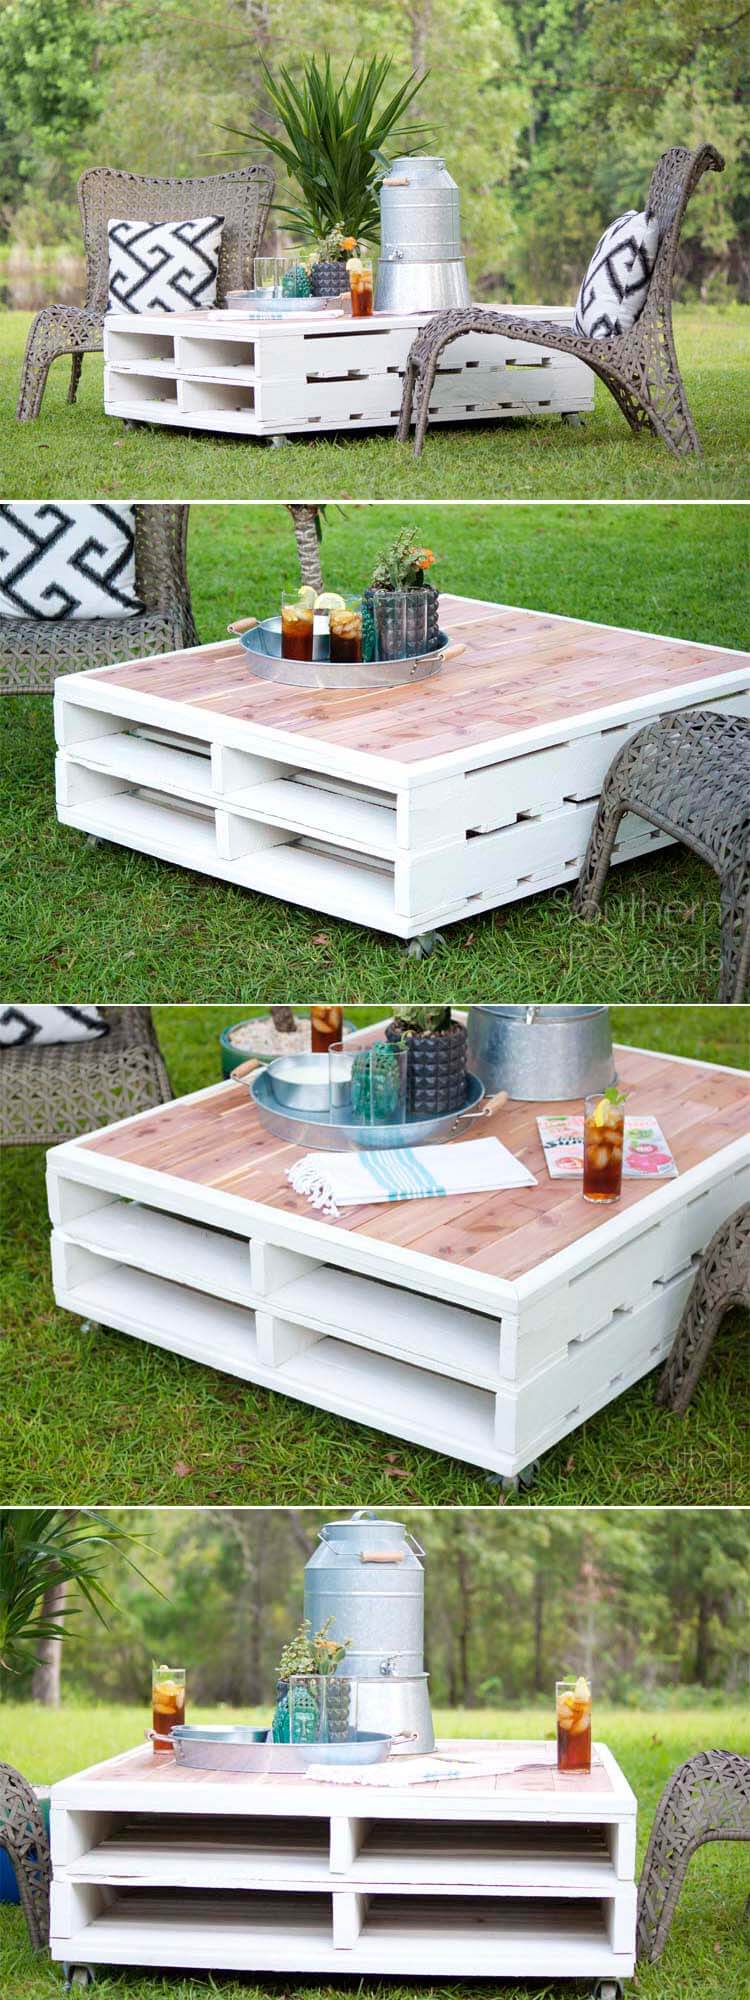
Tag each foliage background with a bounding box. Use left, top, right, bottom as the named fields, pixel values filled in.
left=1, top=0, right=747, bottom=302
left=2, top=1507, right=748, bottom=1705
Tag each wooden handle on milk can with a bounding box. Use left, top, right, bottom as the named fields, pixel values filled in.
left=359, top=1551, right=406, bottom=1564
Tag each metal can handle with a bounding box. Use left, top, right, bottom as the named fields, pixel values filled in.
left=404, top=1529, right=425, bottom=1556
left=382, top=176, right=409, bottom=186
left=320, top=1507, right=377, bottom=1542
left=359, top=1550, right=405, bottom=1564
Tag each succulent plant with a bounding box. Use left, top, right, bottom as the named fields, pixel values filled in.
left=391, top=1006, right=453, bottom=1036
left=370, top=525, right=437, bottom=592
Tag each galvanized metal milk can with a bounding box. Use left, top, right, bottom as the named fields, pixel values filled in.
left=304, top=1510, right=425, bottom=1675
left=375, top=157, right=470, bottom=313
left=304, top=1511, right=434, bottom=1751
left=467, top=1005, right=616, bottom=1101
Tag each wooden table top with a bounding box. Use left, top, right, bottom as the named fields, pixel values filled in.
left=93, top=596, right=748, bottom=769
left=81, top=1046, right=749, bottom=1284
left=55, top=1740, right=620, bottom=1805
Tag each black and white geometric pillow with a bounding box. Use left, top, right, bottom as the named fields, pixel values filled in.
left=574, top=208, right=659, bottom=340
left=0, top=503, right=143, bottom=620
left=107, top=214, right=223, bottom=313
left=0, top=1005, right=109, bottom=1047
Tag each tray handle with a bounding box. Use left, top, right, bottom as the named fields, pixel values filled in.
left=227, top=616, right=258, bottom=636
left=439, top=642, right=466, bottom=664
left=231, top=1057, right=262, bottom=1080
left=454, top=1089, right=509, bottom=1124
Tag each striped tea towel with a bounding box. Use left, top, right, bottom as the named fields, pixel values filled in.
left=287, top=1135, right=537, bottom=1215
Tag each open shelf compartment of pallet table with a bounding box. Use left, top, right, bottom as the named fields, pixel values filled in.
left=50, top=1742, right=637, bottom=1982
left=46, top=1040, right=750, bottom=1480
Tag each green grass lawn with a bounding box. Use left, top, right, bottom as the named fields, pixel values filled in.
left=3, top=504, right=748, bottom=1003
left=1, top=1703, right=748, bottom=2000
left=2, top=1006, right=748, bottom=1509
left=3, top=306, right=749, bottom=499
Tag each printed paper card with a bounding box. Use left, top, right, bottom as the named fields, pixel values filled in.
left=537, top=1114, right=678, bottom=1180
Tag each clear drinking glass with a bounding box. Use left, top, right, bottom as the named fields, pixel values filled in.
left=328, top=597, right=363, bottom=664
left=254, top=255, right=304, bottom=298
left=556, top=1677, right=592, bottom=1772
left=151, top=1663, right=186, bottom=1753
left=583, top=1093, right=625, bottom=1203
left=288, top=1673, right=355, bottom=1745
left=349, top=260, right=373, bottom=317
left=329, top=1038, right=407, bottom=1126
left=310, top=1005, right=344, bottom=1053
left=371, top=588, right=429, bottom=661
left=280, top=583, right=314, bottom=661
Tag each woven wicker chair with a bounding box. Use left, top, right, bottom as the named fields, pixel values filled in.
left=0, top=1006, right=171, bottom=1146
left=0, top=1764, right=51, bottom=1952
left=572, top=709, right=750, bottom=1002
left=656, top=1204, right=750, bottom=1414
left=0, top=504, right=196, bottom=695
left=16, top=164, right=274, bottom=423
left=637, top=1750, right=750, bottom=1963
left=399, top=145, right=724, bottom=459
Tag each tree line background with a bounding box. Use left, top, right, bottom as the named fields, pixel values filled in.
left=4, top=1509, right=748, bottom=1708
left=1, top=0, right=747, bottom=303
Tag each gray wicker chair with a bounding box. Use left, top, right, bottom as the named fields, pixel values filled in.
left=637, top=1750, right=750, bottom=1963
left=16, top=163, right=274, bottom=422
left=399, top=145, right=724, bottom=458
left=656, top=1205, right=750, bottom=1414
left=0, top=1006, right=172, bottom=1146
left=0, top=504, right=196, bottom=694
left=0, top=1764, right=51, bottom=1953
left=572, top=709, right=750, bottom=1002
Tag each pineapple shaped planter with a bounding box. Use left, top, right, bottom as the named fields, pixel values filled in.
left=386, top=1007, right=467, bottom=1116
left=325, top=1676, right=353, bottom=1741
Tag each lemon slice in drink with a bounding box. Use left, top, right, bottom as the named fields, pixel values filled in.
left=296, top=586, right=317, bottom=611
left=314, top=592, right=347, bottom=612
left=593, top=1097, right=610, bottom=1128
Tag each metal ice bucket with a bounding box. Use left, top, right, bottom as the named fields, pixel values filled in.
left=375, top=156, right=470, bottom=313
left=467, top=1005, right=616, bottom=1101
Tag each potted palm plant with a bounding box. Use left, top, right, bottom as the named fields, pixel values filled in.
left=236, top=54, right=428, bottom=296
left=385, top=1007, right=467, bottom=1116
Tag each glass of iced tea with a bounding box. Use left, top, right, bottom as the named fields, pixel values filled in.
left=556, top=1676, right=592, bottom=1772
left=583, top=1088, right=627, bottom=1203
left=152, top=1663, right=185, bottom=1753
left=348, top=257, right=373, bottom=317
left=310, top=1005, right=344, bottom=1053
left=280, top=584, right=315, bottom=661
left=328, top=597, right=363, bottom=664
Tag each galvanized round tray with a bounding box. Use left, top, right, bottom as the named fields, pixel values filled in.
left=249, top=1064, right=486, bottom=1151
left=229, top=616, right=464, bottom=690
left=169, top=1724, right=398, bottom=1773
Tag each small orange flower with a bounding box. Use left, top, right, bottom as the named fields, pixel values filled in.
left=341, top=236, right=357, bottom=252
left=418, top=549, right=436, bottom=568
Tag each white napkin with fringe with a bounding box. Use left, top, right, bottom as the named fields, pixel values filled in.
left=287, top=1136, right=536, bottom=1216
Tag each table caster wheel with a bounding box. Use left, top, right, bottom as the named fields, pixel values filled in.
left=64, top=1968, right=96, bottom=1989
left=406, top=930, right=447, bottom=960
left=268, top=434, right=289, bottom=448
left=561, top=411, right=585, bottom=427
left=86, top=834, right=102, bottom=848
left=487, top=1460, right=540, bottom=1495
left=592, top=1981, right=623, bottom=1999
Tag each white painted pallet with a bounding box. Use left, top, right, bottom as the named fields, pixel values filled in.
left=46, top=1047, right=750, bottom=1478
left=50, top=1741, right=637, bottom=1981
left=103, top=306, right=595, bottom=437
left=53, top=595, right=750, bottom=940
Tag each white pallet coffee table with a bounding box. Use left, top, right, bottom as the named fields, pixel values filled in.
left=53, top=595, right=750, bottom=943
left=103, top=304, right=594, bottom=438
left=46, top=1041, right=750, bottom=1480
left=50, top=1739, right=636, bottom=1990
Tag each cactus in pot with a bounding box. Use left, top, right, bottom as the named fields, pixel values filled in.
left=386, top=1006, right=467, bottom=1117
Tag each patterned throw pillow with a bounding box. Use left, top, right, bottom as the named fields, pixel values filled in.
left=0, top=1006, right=109, bottom=1047
left=107, top=214, right=223, bottom=312
left=0, top=503, right=143, bottom=620
left=574, top=208, right=659, bottom=339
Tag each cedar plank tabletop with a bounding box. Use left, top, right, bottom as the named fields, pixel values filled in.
left=55, top=1740, right=616, bottom=1803
left=92, top=596, right=749, bottom=769
left=81, top=1046, right=749, bottom=1285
